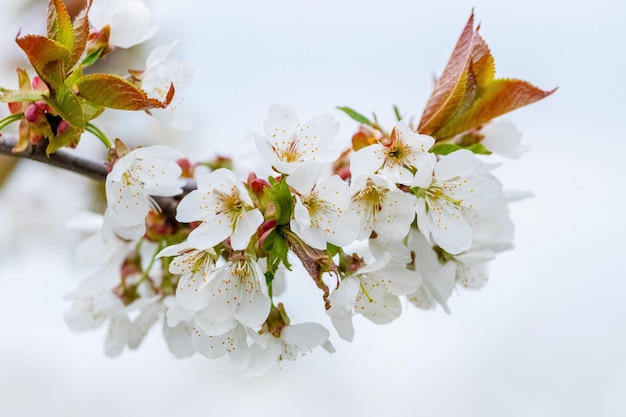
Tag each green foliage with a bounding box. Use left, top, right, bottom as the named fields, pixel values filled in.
left=337, top=106, right=373, bottom=126
left=265, top=176, right=293, bottom=226
left=431, top=142, right=492, bottom=155
left=263, top=229, right=292, bottom=274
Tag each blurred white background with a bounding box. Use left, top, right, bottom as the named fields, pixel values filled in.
left=1, top=0, right=624, bottom=416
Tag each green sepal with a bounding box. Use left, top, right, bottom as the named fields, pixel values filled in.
left=265, top=176, right=293, bottom=226
left=336, top=106, right=373, bottom=126
left=431, top=142, right=491, bottom=156
left=81, top=46, right=106, bottom=67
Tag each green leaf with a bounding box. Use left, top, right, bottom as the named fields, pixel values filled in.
left=0, top=88, right=44, bottom=103
left=264, top=230, right=292, bottom=274
left=431, top=142, right=492, bottom=155
left=47, top=0, right=75, bottom=63
left=46, top=124, right=82, bottom=154
left=75, top=74, right=174, bottom=111
left=81, top=46, right=106, bottom=67
left=393, top=105, right=402, bottom=122
left=43, top=84, right=85, bottom=129
left=265, top=177, right=293, bottom=226
left=336, top=106, right=373, bottom=126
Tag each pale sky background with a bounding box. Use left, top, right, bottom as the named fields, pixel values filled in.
left=1, top=0, right=625, bottom=416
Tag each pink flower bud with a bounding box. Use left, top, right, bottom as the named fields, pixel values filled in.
left=24, top=103, right=40, bottom=122
left=56, top=120, right=70, bottom=136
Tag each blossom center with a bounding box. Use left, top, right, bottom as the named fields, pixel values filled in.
left=276, top=139, right=302, bottom=163
left=216, top=187, right=246, bottom=227
left=352, top=181, right=387, bottom=221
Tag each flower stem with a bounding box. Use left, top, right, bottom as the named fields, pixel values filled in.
left=138, top=240, right=165, bottom=286
left=0, top=112, right=24, bottom=131
left=85, top=122, right=112, bottom=148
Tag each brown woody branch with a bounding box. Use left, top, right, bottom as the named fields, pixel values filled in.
left=0, top=134, right=108, bottom=181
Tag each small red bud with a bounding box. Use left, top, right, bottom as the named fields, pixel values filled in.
left=336, top=166, right=351, bottom=181
left=56, top=120, right=70, bottom=136
left=24, top=103, right=39, bottom=122
left=257, top=219, right=278, bottom=247
left=31, top=76, right=47, bottom=91
left=176, top=158, right=193, bottom=177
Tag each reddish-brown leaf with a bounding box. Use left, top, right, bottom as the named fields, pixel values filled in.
left=47, top=0, right=74, bottom=60
left=418, top=11, right=555, bottom=140
left=434, top=78, right=556, bottom=138
left=15, top=35, right=69, bottom=89
left=70, top=1, right=91, bottom=70
left=75, top=74, right=173, bottom=111
left=418, top=12, right=476, bottom=135
left=470, top=31, right=495, bottom=90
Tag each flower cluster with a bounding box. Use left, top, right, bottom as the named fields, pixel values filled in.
left=0, top=0, right=554, bottom=376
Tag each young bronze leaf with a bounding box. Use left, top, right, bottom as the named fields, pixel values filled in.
left=47, top=0, right=75, bottom=59
left=76, top=74, right=174, bottom=111
left=69, top=1, right=91, bottom=70
left=469, top=31, right=495, bottom=91
left=434, top=78, right=556, bottom=138
left=418, top=12, right=476, bottom=136
left=15, top=35, right=69, bottom=84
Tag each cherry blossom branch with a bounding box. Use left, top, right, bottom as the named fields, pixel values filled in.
left=0, top=134, right=108, bottom=181
left=0, top=135, right=196, bottom=217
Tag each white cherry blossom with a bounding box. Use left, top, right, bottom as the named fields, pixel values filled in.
left=141, top=41, right=194, bottom=129
left=328, top=252, right=421, bottom=341
left=176, top=168, right=263, bottom=251
left=238, top=322, right=332, bottom=376
left=103, top=145, right=183, bottom=241
left=351, top=121, right=436, bottom=186
left=407, top=229, right=456, bottom=312
left=191, top=322, right=248, bottom=360
left=287, top=163, right=358, bottom=249
left=89, top=0, right=158, bottom=49
left=254, top=104, right=340, bottom=174
left=414, top=149, right=500, bottom=255
left=350, top=174, right=415, bottom=241
left=157, top=242, right=218, bottom=312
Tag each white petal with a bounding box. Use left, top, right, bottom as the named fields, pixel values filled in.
left=186, top=219, right=232, bottom=250
left=354, top=279, right=402, bottom=324
left=281, top=322, right=330, bottom=353
left=286, top=163, right=321, bottom=194
left=435, top=149, right=481, bottom=181
left=192, top=326, right=242, bottom=359
left=240, top=337, right=283, bottom=377
left=163, top=320, right=195, bottom=358
left=373, top=189, right=415, bottom=240
left=264, top=104, right=299, bottom=142
left=104, top=315, right=131, bottom=357
left=369, top=264, right=422, bottom=295
left=350, top=144, right=385, bottom=178
left=230, top=208, right=263, bottom=250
